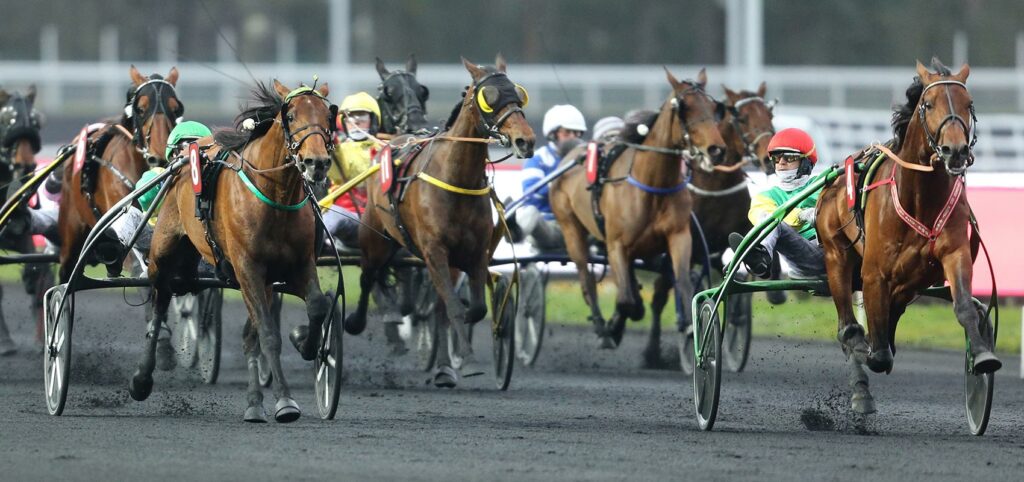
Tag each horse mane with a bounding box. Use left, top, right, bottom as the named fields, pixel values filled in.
left=892, top=58, right=952, bottom=150
left=214, top=81, right=283, bottom=152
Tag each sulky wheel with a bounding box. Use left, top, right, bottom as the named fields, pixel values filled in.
left=693, top=299, right=722, bottom=431
left=171, top=294, right=199, bottom=369
left=196, top=288, right=223, bottom=385
left=43, top=284, right=73, bottom=416
left=964, top=300, right=995, bottom=436
left=722, top=292, right=752, bottom=373
left=515, top=264, right=546, bottom=367
left=315, top=291, right=343, bottom=420
left=491, top=272, right=516, bottom=391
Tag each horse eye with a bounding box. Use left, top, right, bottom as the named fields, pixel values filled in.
left=923, top=101, right=933, bottom=109
left=287, top=112, right=296, bottom=121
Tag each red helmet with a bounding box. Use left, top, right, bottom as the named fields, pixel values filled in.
left=767, top=128, right=817, bottom=164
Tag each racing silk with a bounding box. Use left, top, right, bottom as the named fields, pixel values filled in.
left=748, top=172, right=827, bottom=240
left=329, top=138, right=376, bottom=213
left=520, top=142, right=560, bottom=219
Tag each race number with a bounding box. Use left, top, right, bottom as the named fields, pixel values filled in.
left=73, top=125, right=89, bottom=173
left=189, top=143, right=202, bottom=194
left=379, top=145, right=393, bottom=193
left=585, top=141, right=599, bottom=184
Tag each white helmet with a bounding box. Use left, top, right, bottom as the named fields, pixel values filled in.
left=542, top=104, right=587, bottom=137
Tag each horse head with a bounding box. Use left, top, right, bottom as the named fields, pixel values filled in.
left=461, top=54, right=535, bottom=158
left=665, top=68, right=727, bottom=172
left=272, top=79, right=334, bottom=185
left=126, top=65, right=183, bottom=167
left=911, top=58, right=975, bottom=175
left=376, top=55, right=431, bottom=134
left=0, top=84, right=44, bottom=175
left=720, top=82, right=776, bottom=174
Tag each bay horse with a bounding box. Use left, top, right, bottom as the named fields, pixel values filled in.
left=549, top=68, right=727, bottom=349
left=136, top=80, right=334, bottom=423
left=817, top=59, right=1000, bottom=414
left=0, top=85, right=46, bottom=354
left=644, top=82, right=775, bottom=367
left=345, top=55, right=534, bottom=387
left=58, top=66, right=182, bottom=283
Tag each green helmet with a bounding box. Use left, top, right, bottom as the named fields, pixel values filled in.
left=165, top=121, right=212, bottom=159
left=137, top=167, right=166, bottom=211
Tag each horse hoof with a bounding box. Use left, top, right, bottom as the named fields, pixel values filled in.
left=288, top=326, right=316, bottom=361
left=344, top=312, right=367, bottom=336
left=851, top=393, right=876, bottom=414
left=244, top=405, right=268, bottom=423
left=973, top=351, right=1002, bottom=374
left=865, top=348, right=893, bottom=374
left=155, top=337, right=176, bottom=371
left=766, top=290, right=787, bottom=305
left=598, top=336, right=617, bottom=349
left=128, top=371, right=153, bottom=401
left=434, top=365, right=457, bottom=388
left=274, top=397, right=301, bottom=423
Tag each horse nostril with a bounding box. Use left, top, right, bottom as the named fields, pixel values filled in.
left=939, top=145, right=954, bottom=158
left=708, top=145, right=725, bottom=162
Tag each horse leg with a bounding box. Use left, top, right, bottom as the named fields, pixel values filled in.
left=431, top=298, right=457, bottom=387
left=667, top=230, right=695, bottom=346
left=465, top=258, right=489, bottom=325
left=861, top=274, right=894, bottom=374
left=642, top=272, right=673, bottom=369
left=561, top=214, right=605, bottom=339
left=942, top=250, right=1001, bottom=373
left=289, top=259, right=331, bottom=360
left=604, top=241, right=634, bottom=348
left=0, top=284, right=16, bottom=355
left=128, top=284, right=171, bottom=401
left=242, top=317, right=267, bottom=422
left=422, top=248, right=473, bottom=363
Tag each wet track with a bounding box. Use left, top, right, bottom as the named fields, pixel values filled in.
left=1, top=284, right=1022, bottom=481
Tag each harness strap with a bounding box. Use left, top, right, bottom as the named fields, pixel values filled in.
left=626, top=174, right=689, bottom=195
left=687, top=178, right=749, bottom=197
left=871, top=143, right=934, bottom=172
left=866, top=162, right=965, bottom=257
left=236, top=169, right=310, bottom=210
left=416, top=172, right=491, bottom=196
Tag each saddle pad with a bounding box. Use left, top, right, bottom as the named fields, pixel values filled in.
left=585, top=141, right=599, bottom=184
left=845, top=155, right=857, bottom=209
left=189, top=143, right=202, bottom=194
left=378, top=145, right=393, bottom=193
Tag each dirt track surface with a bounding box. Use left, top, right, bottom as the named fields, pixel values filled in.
left=1, top=285, right=1022, bottom=481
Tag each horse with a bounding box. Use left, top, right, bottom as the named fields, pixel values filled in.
left=0, top=85, right=47, bottom=354
left=344, top=55, right=534, bottom=387
left=375, top=55, right=431, bottom=134
left=644, top=82, right=775, bottom=367
left=549, top=68, right=727, bottom=349
left=58, top=66, right=182, bottom=283
left=816, top=58, right=1000, bottom=415
left=137, top=80, right=335, bottom=423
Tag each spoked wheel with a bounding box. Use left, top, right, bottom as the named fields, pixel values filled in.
left=171, top=294, right=199, bottom=368
left=196, top=288, right=223, bottom=385
left=722, top=292, right=752, bottom=373
left=965, top=301, right=995, bottom=436
left=491, top=272, right=517, bottom=391
left=678, top=326, right=694, bottom=376
left=258, top=292, right=284, bottom=387
left=410, top=269, right=439, bottom=372
left=693, top=299, right=722, bottom=431
left=515, top=264, right=546, bottom=367
left=315, top=291, right=343, bottom=420
left=43, top=284, right=73, bottom=416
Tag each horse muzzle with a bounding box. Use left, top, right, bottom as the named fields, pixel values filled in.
left=937, top=143, right=971, bottom=175
left=511, top=136, right=534, bottom=159
left=300, top=157, right=329, bottom=184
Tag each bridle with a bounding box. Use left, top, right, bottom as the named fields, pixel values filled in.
left=378, top=71, right=428, bottom=134
left=726, top=96, right=775, bottom=169
left=917, top=79, right=977, bottom=175
left=277, top=87, right=337, bottom=172
left=124, top=78, right=184, bottom=166
left=471, top=71, right=527, bottom=148
left=669, top=81, right=719, bottom=171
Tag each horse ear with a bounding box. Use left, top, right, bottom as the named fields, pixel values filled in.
left=954, top=63, right=971, bottom=82
left=495, top=53, right=508, bottom=73
left=664, top=67, right=682, bottom=90
left=273, top=79, right=291, bottom=98
left=461, top=57, right=485, bottom=79
left=915, top=60, right=933, bottom=82
left=757, top=81, right=767, bottom=98
left=129, top=64, right=147, bottom=86
left=375, top=57, right=389, bottom=80
left=166, top=67, right=179, bottom=86
left=696, top=68, right=708, bottom=88
left=406, top=54, right=417, bottom=75
left=26, top=84, right=37, bottom=103
left=721, top=84, right=737, bottom=100
left=317, top=82, right=330, bottom=99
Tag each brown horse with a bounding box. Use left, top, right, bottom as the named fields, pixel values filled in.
left=58, top=65, right=182, bottom=283
left=644, top=82, right=775, bottom=367
left=346, top=55, right=534, bottom=387
left=136, top=80, right=334, bottom=423
left=0, top=85, right=46, bottom=354
left=817, top=59, right=999, bottom=414
left=550, top=68, right=727, bottom=348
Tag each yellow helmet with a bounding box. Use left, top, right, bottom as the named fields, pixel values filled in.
left=339, top=92, right=381, bottom=124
